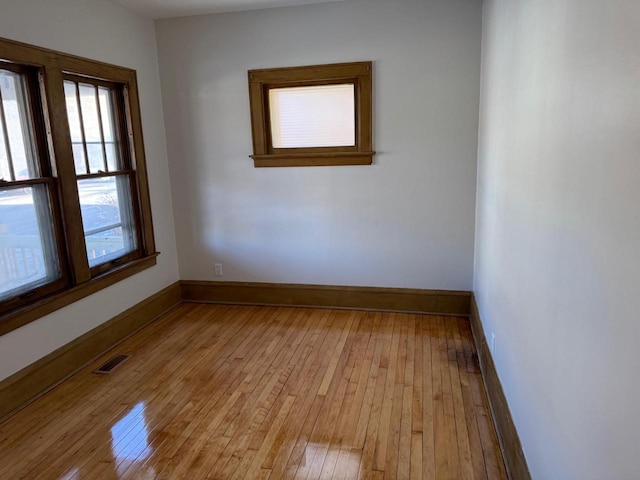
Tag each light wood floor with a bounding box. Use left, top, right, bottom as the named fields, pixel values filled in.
left=0, top=304, right=508, bottom=479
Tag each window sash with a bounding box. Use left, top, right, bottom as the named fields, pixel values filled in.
left=63, top=76, right=127, bottom=175
left=76, top=173, right=140, bottom=273
left=0, top=184, right=59, bottom=286
left=0, top=65, right=66, bottom=312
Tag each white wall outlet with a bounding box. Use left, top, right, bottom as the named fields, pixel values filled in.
left=214, top=263, right=223, bottom=276
left=490, top=332, right=496, bottom=355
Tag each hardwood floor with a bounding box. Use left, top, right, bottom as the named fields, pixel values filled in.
left=0, top=304, right=508, bottom=479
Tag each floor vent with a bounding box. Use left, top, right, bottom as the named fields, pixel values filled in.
left=93, top=354, right=130, bottom=374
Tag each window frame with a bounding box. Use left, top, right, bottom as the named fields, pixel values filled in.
left=248, top=61, right=374, bottom=167
left=62, top=73, right=143, bottom=276
left=0, top=36, right=157, bottom=335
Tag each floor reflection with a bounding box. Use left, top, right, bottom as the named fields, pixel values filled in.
left=110, top=402, right=152, bottom=477
left=298, top=442, right=363, bottom=478
left=59, top=467, right=79, bottom=480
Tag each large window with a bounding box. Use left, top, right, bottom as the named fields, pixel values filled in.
left=248, top=62, right=374, bottom=167
left=0, top=37, right=156, bottom=334
left=63, top=76, right=139, bottom=272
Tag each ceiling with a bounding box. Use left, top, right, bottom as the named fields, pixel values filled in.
left=111, top=0, right=349, bottom=19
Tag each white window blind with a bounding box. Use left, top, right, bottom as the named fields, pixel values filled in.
left=269, top=84, right=355, bottom=149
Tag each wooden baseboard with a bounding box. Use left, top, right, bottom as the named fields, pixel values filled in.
left=470, top=294, right=531, bottom=480
left=0, top=281, right=182, bottom=422
left=181, top=280, right=471, bottom=316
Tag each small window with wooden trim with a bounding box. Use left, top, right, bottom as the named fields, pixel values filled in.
left=248, top=62, right=374, bottom=167
left=0, top=36, right=157, bottom=334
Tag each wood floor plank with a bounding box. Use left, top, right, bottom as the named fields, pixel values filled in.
left=318, top=316, right=372, bottom=480
left=412, top=319, right=423, bottom=435
left=342, top=311, right=380, bottom=447
left=352, top=312, right=386, bottom=449
left=280, top=395, right=325, bottom=480
left=453, top=317, right=488, bottom=480
left=410, top=431, right=422, bottom=480
left=421, top=315, right=436, bottom=479
left=317, top=311, right=357, bottom=396
left=296, top=312, right=361, bottom=479
left=279, top=312, right=349, bottom=479
left=384, top=315, right=407, bottom=478
left=373, top=313, right=400, bottom=472
left=261, top=311, right=334, bottom=472
left=398, top=317, right=415, bottom=480
left=0, top=304, right=507, bottom=480
left=359, top=313, right=393, bottom=479
left=431, top=316, right=449, bottom=480
left=447, top=317, right=474, bottom=480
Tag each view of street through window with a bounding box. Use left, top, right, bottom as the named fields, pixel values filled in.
left=0, top=179, right=124, bottom=296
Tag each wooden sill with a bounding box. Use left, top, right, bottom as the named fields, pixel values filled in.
left=251, top=152, right=375, bottom=168
left=0, top=253, right=159, bottom=336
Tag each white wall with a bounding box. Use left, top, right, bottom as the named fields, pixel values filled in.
left=0, top=0, right=179, bottom=381
left=474, top=0, right=640, bottom=478
left=156, top=0, right=482, bottom=290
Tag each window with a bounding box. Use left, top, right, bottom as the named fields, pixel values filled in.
left=63, top=77, right=139, bottom=272
left=248, top=62, right=374, bottom=167
left=0, top=37, right=156, bottom=334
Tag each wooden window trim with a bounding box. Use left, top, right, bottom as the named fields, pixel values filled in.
left=248, top=62, right=375, bottom=168
left=0, top=36, right=157, bottom=334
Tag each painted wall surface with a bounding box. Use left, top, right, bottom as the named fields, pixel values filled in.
left=474, top=0, right=640, bottom=478
left=156, top=0, right=482, bottom=290
left=0, top=0, right=179, bottom=381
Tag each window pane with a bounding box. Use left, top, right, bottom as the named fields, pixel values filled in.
left=0, top=185, right=60, bottom=301
left=0, top=69, right=39, bottom=180
left=98, top=87, right=122, bottom=171
left=64, top=81, right=87, bottom=175
left=78, top=84, right=105, bottom=173
left=0, top=103, right=9, bottom=180
left=269, top=84, right=355, bottom=148
left=78, top=176, right=136, bottom=267
left=65, top=81, right=123, bottom=174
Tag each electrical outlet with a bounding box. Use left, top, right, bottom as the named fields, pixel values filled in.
left=490, top=332, right=496, bottom=355
left=214, top=263, right=223, bottom=276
